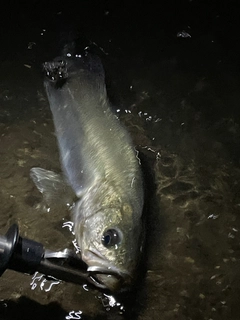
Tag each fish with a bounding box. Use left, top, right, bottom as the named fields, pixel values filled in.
left=30, top=52, right=144, bottom=292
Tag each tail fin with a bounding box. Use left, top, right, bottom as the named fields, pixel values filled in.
left=43, top=53, right=105, bottom=89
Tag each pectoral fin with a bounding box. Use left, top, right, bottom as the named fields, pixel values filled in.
left=30, top=167, right=76, bottom=208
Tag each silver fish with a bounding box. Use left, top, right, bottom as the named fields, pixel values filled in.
left=31, top=53, right=144, bottom=291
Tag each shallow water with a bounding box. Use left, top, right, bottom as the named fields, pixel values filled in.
left=0, top=1, right=240, bottom=319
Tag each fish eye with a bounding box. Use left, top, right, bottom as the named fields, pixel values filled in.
left=102, top=229, right=121, bottom=247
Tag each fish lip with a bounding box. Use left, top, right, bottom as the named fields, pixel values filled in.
left=84, top=248, right=126, bottom=276
left=82, top=248, right=132, bottom=290
left=87, top=265, right=125, bottom=279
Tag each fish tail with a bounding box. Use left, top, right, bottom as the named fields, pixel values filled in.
left=43, top=53, right=105, bottom=90
left=43, top=60, right=68, bottom=85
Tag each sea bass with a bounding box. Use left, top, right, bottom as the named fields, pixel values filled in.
left=31, top=53, right=144, bottom=291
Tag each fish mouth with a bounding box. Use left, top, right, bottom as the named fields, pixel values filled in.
left=82, top=248, right=132, bottom=292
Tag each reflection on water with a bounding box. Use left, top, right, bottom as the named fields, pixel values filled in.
left=65, top=310, right=83, bottom=320
left=0, top=1, right=240, bottom=319
left=30, top=272, right=61, bottom=292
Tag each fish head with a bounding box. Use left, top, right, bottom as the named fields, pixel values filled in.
left=74, top=203, right=143, bottom=292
